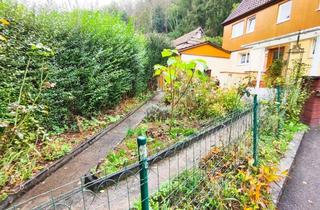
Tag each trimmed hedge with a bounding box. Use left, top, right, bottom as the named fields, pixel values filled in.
left=0, top=4, right=149, bottom=130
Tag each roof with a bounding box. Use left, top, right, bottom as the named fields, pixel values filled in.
left=173, top=27, right=205, bottom=50
left=223, top=0, right=281, bottom=25
left=179, top=41, right=230, bottom=54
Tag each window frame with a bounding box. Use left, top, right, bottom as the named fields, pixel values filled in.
left=239, top=52, right=250, bottom=65
left=232, top=20, right=245, bottom=38
left=277, top=0, right=292, bottom=24
left=246, top=16, right=256, bottom=33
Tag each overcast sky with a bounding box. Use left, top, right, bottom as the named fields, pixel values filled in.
left=16, top=0, right=127, bottom=10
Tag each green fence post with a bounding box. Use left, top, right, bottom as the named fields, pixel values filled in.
left=253, top=94, right=259, bottom=166
left=276, top=85, right=282, bottom=138
left=137, top=136, right=149, bottom=210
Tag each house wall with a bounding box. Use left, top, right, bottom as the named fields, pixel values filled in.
left=228, top=38, right=319, bottom=80
left=222, top=0, right=320, bottom=51
left=181, top=44, right=230, bottom=58
left=180, top=54, right=232, bottom=87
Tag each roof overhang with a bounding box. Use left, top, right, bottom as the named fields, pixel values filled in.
left=222, top=0, right=282, bottom=26
left=242, top=27, right=320, bottom=49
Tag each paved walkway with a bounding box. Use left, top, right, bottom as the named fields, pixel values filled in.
left=12, top=92, right=163, bottom=209
left=279, top=127, right=320, bottom=210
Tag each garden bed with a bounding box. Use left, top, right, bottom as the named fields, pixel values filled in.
left=136, top=119, right=308, bottom=210
left=92, top=105, right=248, bottom=178
left=0, top=92, right=153, bottom=203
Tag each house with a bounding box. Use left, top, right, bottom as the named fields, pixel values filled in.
left=221, top=0, right=320, bottom=87
left=173, top=27, right=232, bottom=86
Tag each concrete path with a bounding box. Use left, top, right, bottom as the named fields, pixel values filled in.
left=278, top=127, right=320, bottom=210
left=11, top=92, right=163, bottom=209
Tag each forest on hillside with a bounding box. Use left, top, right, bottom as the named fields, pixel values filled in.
left=108, top=0, right=240, bottom=41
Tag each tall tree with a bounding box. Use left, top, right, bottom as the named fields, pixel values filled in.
left=152, top=5, right=166, bottom=33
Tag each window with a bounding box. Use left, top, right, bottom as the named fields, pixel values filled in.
left=240, top=53, right=250, bottom=64
left=246, top=16, right=256, bottom=33
left=232, top=21, right=244, bottom=38
left=277, top=1, right=292, bottom=23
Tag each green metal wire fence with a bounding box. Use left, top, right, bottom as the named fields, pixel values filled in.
left=7, top=93, right=278, bottom=210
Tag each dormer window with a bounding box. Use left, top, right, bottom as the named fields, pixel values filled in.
left=246, top=16, right=256, bottom=33
left=277, top=1, right=292, bottom=24
left=232, top=21, right=244, bottom=38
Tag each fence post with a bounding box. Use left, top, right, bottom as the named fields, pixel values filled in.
left=253, top=94, right=259, bottom=166
left=137, top=136, right=149, bottom=210
left=276, top=85, right=282, bottom=138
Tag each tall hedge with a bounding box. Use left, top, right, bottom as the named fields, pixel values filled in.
left=42, top=11, right=148, bottom=128
left=0, top=3, right=149, bottom=130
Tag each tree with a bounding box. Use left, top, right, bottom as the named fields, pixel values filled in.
left=152, top=6, right=166, bottom=33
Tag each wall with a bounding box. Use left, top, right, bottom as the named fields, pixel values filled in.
left=180, top=54, right=232, bottom=87
left=301, top=77, right=320, bottom=127
left=223, top=0, right=320, bottom=51
left=181, top=44, right=230, bottom=58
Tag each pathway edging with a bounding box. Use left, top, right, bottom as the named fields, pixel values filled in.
left=1, top=92, right=158, bottom=210
left=270, top=131, right=305, bottom=206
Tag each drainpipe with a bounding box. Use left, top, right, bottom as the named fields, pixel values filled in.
left=310, top=36, right=320, bottom=76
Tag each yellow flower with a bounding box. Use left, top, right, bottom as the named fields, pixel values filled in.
left=0, top=18, right=10, bottom=26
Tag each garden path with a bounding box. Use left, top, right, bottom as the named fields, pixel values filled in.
left=279, top=127, right=320, bottom=210
left=12, top=92, right=164, bottom=209
left=19, top=111, right=252, bottom=210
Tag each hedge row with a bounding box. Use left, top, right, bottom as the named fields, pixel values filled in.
left=0, top=3, right=171, bottom=130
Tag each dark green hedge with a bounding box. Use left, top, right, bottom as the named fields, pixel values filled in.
left=0, top=4, right=149, bottom=130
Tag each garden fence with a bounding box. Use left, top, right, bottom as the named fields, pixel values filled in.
left=7, top=90, right=285, bottom=210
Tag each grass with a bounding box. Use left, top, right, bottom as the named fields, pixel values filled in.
left=132, top=120, right=308, bottom=210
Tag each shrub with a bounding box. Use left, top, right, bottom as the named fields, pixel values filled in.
left=146, top=105, right=170, bottom=122
left=0, top=2, right=151, bottom=130
left=145, top=33, right=172, bottom=89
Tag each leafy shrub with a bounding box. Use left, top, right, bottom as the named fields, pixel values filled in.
left=145, top=33, right=172, bottom=89
left=146, top=105, right=170, bottom=122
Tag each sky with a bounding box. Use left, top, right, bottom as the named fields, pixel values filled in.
left=16, top=0, right=122, bottom=11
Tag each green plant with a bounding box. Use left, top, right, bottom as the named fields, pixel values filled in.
left=42, top=139, right=72, bottom=161
left=265, top=59, right=287, bottom=87
left=285, top=60, right=310, bottom=121
left=154, top=49, right=208, bottom=130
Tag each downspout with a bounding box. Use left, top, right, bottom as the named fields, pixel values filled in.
left=310, top=36, right=320, bottom=76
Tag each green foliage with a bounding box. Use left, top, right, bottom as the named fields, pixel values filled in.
left=42, top=11, right=148, bottom=128
left=42, top=139, right=72, bottom=161
left=0, top=1, right=153, bottom=200
left=152, top=6, right=166, bottom=33
left=0, top=2, right=150, bottom=132
left=145, top=33, right=172, bottom=89
left=205, top=36, right=223, bottom=46
left=285, top=60, right=310, bottom=121
left=265, top=59, right=286, bottom=87
left=167, top=0, right=240, bottom=38
left=154, top=49, right=208, bottom=129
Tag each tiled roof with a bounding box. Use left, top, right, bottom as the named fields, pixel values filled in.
left=223, top=0, right=279, bottom=25
left=173, top=27, right=205, bottom=49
